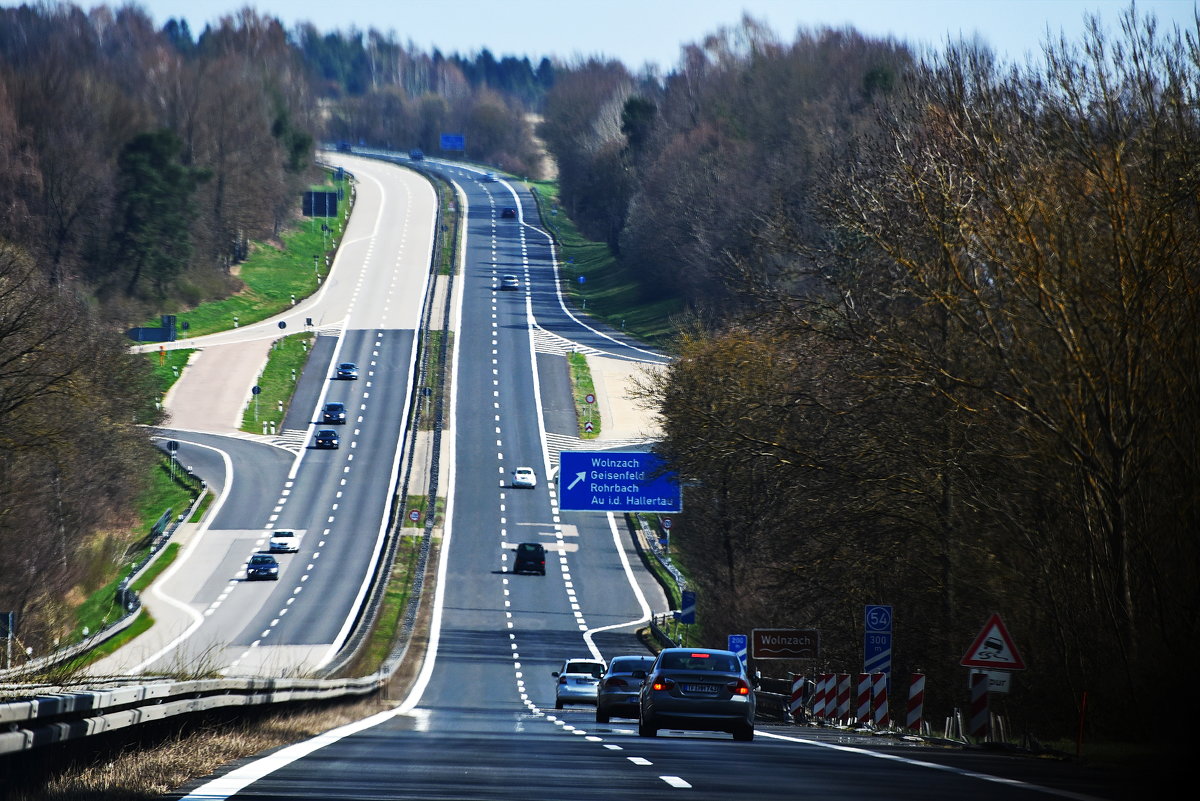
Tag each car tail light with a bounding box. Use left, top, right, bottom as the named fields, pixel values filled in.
left=558, top=676, right=568, bottom=685
left=727, top=679, right=751, bottom=696
left=651, top=676, right=675, bottom=691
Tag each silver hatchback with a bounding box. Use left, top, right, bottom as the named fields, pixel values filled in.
left=638, top=647, right=756, bottom=740
left=596, top=655, right=656, bottom=722
left=553, top=658, right=606, bottom=709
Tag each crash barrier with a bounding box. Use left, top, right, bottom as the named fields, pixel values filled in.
left=0, top=673, right=384, bottom=757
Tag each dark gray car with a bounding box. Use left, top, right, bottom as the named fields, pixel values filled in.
left=596, top=655, right=656, bottom=722
left=638, top=647, right=756, bottom=740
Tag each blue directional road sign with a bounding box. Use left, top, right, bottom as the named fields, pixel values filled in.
left=558, top=451, right=681, bottom=512
left=864, top=604, right=893, bottom=676
left=440, top=133, right=465, bottom=151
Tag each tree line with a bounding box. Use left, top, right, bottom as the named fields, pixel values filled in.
left=539, top=10, right=1199, bottom=741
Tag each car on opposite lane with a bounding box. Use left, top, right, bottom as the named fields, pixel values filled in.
left=268, top=530, right=300, bottom=553
left=553, top=658, right=606, bottom=709
left=512, top=466, right=536, bottom=487
left=335, top=362, right=358, bottom=380
left=245, top=554, right=280, bottom=581
left=596, top=655, right=657, bottom=723
left=638, top=647, right=756, bottom=740
left=321, top=402, right=347, bottom=424
left=313, top=429, right=340, bottom=449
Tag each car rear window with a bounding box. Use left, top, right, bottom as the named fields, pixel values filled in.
left=566, top=661, right=604, bottom=677
left=659, top=652, right=738, bottom=672
left=611, top=657, right=654, bottom=672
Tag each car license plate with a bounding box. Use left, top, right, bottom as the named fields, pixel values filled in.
left=683, top=684, right=720, bottom=694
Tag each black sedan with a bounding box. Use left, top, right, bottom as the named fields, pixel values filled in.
left=245, top=554, right=280, bottom=581
left=321, top=401, right=347, bottom=424
left=638, top=647, right=756, bottom=740
left=313, top=429, right=340, bottom=449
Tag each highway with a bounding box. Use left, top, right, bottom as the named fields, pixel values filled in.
left=156, top=160, right=1130, bottom=800
left=91, top=153, right=437, bottom=677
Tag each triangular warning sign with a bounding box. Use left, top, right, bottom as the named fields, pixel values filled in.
left=960, top=613, right=1025, bottom=670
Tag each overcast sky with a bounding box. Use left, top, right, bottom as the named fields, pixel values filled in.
left=13, top=1, right=1198, bottom=69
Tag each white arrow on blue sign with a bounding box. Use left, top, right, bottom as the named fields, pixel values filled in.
left=558, top=451, right=682, bottom=512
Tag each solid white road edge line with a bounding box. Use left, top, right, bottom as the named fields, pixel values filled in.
left=131, top=439, right=235, bottom=672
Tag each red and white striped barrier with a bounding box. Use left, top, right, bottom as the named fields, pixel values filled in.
left=813, top=673, right=832, bottom=721
left=871, top=672, right=890, bottom=728
left=789, top=674, right=807, bottom=722
left=855, top=673, right=872, bottom=724
left=836, top=673, right=851, bottom=724
left=906, top=673, right=925, bottom=731
left=969, top=672, right=990, bottom=739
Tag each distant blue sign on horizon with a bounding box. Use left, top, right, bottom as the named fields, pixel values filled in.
left=559, top=451, right=682, bottom=512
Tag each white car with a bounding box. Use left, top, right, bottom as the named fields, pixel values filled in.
left=554, top=658, right=606, bottom=708
left=269, top=530, right=300, bottom=553
left=483, top=171, right=498, bottom=182
left=512, top=467, right=537, bottom=488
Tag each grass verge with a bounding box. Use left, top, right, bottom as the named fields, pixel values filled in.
left=437, top=181, right=458, bottom=275
left=568, top=352, right=600, bottom=439
left=417, top=331, right=450, bottom=430
left=526, top=179, right=682, bottom=349
left=240, top=333, right=317, bottom=433
left=146, top=348, right=196, bottom=402
left=401, top=495, right=445, bottom=529
left=349, top=535, right=424, bottom=673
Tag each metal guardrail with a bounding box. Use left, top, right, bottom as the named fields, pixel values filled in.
left=0, top=673, right=383, bottom=754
